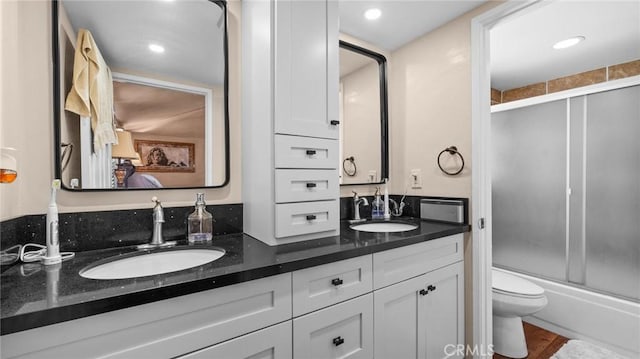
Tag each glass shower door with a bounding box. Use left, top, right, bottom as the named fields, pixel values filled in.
left=582, top=85, right=640, bottom=300
left=491, top=100, right=567, bottom=281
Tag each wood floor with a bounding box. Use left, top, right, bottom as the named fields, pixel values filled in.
left=493, top=322, right=569, bottom=359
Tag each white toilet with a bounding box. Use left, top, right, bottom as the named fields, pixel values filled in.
left=492, top=269, right=548, bottom=358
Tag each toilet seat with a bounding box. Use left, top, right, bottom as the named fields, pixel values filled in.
left=492, top=270, right=545, bottom=298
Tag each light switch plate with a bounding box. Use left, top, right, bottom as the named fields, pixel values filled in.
left=410, top=169, right=422, bottom=188
left=368, top=170, right=377, bottom=183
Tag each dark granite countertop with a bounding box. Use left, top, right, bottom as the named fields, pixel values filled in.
left=0, top=218, right=469, bottom=335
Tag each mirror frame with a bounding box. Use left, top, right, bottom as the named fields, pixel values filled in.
left=339, top=40, right=389, bottom=186
left=52, top=0, right=230, bottom=191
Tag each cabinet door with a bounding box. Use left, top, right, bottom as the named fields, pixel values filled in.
left=293, top=294, right=373, bottom=359
left=177, top=321, right=292, bottom=359
left=420, top=261, right=465, bottom=359
left=373, top=274, right=424, bottom=359
left=373, top=261, right=464, bottom=359
left=273, top=0, right=339, bottom=139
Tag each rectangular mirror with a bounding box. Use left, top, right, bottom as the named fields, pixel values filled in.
left=338, top=40, right=388, bottom=185
left=53, top=0, right=229, bottom=190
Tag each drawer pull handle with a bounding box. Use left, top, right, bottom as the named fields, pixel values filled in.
left=330, top=120, right=340, bottom=126
left=332, top=336, right=344, bottom=346
left=419, top=289, right=428, bottom=296
left=331, top=278, right=343, bottom=286
left=428, top=285, right=437, bottom=292
left=306, top=150, right=317, bottom=156
left=306, top=215, right=317, bottom=221
left=306, top=183, right=317, bottom=188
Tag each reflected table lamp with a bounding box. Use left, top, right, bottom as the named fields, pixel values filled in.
left=112, top=130, right=139, bottom=188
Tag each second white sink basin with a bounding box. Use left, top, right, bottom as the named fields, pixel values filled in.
left=350, top=221, right=418, bottom=233
left=80, top=248, right=225, bottom=280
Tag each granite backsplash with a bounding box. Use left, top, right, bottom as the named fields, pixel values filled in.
left=0, top=204, right=243, bottom=253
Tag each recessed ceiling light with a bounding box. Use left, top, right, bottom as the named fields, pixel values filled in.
left=148, top=43, right=165, bottom=54
left=553, top=36, right=585, bottom=50
left=364, top=8, right=381, bottom=20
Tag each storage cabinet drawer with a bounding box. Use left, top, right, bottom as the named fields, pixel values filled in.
left=275, top=169, right=339, bottom=203
left=292, top=255, right=372, bottom=316
left=293, top=294, right=373, bottom=359
left=177, top=321, right=292, bottom=359
left=274, top=135, right=338, bottom=169
left=275, top=201, right=338, bottom=238
left=1, top=274, right=292, bottom=359
left=373, top=233, right=463, bottom=289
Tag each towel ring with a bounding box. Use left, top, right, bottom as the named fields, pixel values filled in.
left=343, top=156, right=357, bottom=177
left=437, top=146, right=464, bottom=176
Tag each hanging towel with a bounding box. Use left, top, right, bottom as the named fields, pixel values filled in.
left=65, top=28, right=118, bottom=152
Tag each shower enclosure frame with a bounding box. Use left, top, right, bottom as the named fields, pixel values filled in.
left=490, top=76, right=640, bottom=299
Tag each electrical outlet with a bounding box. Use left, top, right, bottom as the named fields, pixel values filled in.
left=368, top=170, right=377, bottom=183
left=410, top=169, right=422, bottom=189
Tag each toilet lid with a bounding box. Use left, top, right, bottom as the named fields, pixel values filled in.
left=492, top=270, right=544, bottom=296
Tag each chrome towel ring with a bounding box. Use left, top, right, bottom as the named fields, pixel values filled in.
left=437, top=146, right=464, bottom=176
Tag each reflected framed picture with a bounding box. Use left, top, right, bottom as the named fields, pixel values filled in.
left=134, top=140, right=195, bottom=173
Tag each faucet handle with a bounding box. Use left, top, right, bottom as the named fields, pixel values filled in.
left=151, top=196, right=164, bottom=222
left=352, top=191, right=359, bottom=199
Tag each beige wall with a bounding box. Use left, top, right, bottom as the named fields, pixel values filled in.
left=0, top=0, right=241, bottom=220
left=387, top=1, right=500, bottom=346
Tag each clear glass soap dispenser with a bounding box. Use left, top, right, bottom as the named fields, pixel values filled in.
left=188, top=193, right=213, bottom=243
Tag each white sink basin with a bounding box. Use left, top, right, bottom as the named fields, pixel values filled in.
left=80, top=248, right=225, bottom=280
left=350, top=221, right=418, bottom=233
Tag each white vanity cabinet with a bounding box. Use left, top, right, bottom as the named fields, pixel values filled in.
left=373, top=261, right=465, bottom=359
left=372, top=234, right=464, bottom=359
left=242, top=0, right=340, bottom=246
left=1, top=234, right=465, bottom=359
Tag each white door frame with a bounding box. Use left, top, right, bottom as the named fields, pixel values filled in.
left=470, top=1, right=544, bottom=356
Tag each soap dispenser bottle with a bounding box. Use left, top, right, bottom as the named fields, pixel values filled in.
left=371, top=187, right=384, bottom=220
left=188, top=193, right=213, bottom=243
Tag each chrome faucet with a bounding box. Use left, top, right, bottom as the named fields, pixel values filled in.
left=389, top=196, right=407, bottom=217
left=137, top=197, right=176, bottom=250
left=352, top=191, right=369, bottom=222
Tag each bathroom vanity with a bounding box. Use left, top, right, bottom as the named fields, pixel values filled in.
left=0, top=219, right=468, bottom=359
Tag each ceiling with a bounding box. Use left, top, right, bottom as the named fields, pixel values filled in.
left=113, top=82, right=204, bottom=138
left=62, top=0, right=225, bottom=87
left=340, top=47, right=378, bottom=78
left=339, top=0, right=487, bottom=51
left=490, top=1, right=640, bottom=91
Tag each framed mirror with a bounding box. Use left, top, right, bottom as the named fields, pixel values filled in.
left=53, top=0, right=229, bottom=190
left=338, top=40, right=388, bottom=185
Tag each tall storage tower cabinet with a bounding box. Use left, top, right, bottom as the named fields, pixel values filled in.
left=242, top=0, right=340, bottom=245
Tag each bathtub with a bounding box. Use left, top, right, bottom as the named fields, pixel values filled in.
left=493, top=267, right=640, bottom=358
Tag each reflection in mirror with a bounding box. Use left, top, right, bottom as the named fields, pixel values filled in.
left=54, top=0, right=229, bottom=190
left=338, top=40, right=388, bottom=185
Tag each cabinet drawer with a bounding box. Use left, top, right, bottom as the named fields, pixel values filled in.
left=275, top=169, right=338, bottom=203
left=292, top=255, right=372, bottom=316
left=293, top=294, right=373, bottom=359
left=274, top=135, right=338, bottom=169
left=1, top=274, right=292, bottom=359
left=373, top=233, right=463, bottom=289
left=275, top=201, right=338, bottom=238
left=177, top=321, right=292, bottom=359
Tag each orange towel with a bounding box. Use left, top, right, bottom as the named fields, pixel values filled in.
left=64, top=28, right=117, bottom=152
